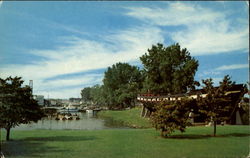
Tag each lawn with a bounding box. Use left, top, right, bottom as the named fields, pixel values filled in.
left=1, top=125, right=249, bottom=158
left=98, top=107, right=152, bottom=128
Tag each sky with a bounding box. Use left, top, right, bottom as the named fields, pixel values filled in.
left=0, top=1, right=249, bottom=99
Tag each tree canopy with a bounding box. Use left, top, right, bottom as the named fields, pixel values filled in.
left=103, top=62, right=143, bottom=109
left=140, top=43, right=199, bottom=94
left=81, top=87, right=92, bottom=102
left=90, top=84, right=106, bottom=106
left=0, top=76, right=44, bottom=140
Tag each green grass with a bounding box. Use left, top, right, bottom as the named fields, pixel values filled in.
left=1, top=125, right=249, bottom=158
left=98, top=107, right=152, bottom=128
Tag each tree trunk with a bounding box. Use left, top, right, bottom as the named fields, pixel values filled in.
left=144, top=108, right=149, bottom=117
left=141, top=106, right=146, bottom=117
left=161, top=129, right=164, bottom=137
left=6, top=127, right=11, bottom=141
left=213, top=121, right=217, bottom=136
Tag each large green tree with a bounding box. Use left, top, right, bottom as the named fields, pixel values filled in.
left=140, top=43, right=199, bottom=94
left=0, top=76, right=44, bottom=140
left=198, top=75, right=237, bottom=136
left=103, top=62, right=143, bottom=109
left=81, top=87, right=92, bottom=102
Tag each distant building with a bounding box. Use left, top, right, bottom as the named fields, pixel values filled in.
left=69, top=98, right=81, bottom=103
left=61, top=99, right=70, bottom=106
left=68, top=98, right=81, bottom=107
left=45, top=99, right=64, bottom=107
left=34, top=95, right=44, bottom=106
left=44, top=99, right=50, bottom=107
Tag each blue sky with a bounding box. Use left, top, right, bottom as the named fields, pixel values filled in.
left=0, top=1, right=249, bottom=99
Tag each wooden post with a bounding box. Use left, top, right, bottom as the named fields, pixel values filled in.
left=141, top=105, right=146, bottom=117
left=144, top=108, right=149, bottom=117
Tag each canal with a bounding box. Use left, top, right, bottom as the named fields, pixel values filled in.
left=13, top=112, right=127, bottom=130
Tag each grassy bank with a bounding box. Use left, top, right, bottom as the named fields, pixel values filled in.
left=1, top=126, right=249, bottom=158
left=98, top=107, right=151, bottom=128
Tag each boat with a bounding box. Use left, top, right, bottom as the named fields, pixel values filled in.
left=59, top=105, right=79, bottom=113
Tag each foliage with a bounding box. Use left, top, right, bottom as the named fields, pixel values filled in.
left=151, top=99, right=195, bottom=137
left=102, top=62, right=143, bottom=109
left=80, top=85, right=106, bottom=106
left=198, top=75, right=235, bottom=136
left=0, top=76, right=44, bottom=140
left=90, top=84, right=106, bottom=106
left=81, top=87, right=92, bottom=102
left=140, top=43, right=199, bottom=94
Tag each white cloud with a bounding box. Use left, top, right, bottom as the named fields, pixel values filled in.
left=126, top=2, right=224, bottom=27
left=172, top=25, right=249, bottom=55
left=41, top=74, right=103, bottom=90
left=216, top=64, right=249, bottom=71
left=43, top=87, right=83, bottom=99
left=32, top=73, right=103, bottom=99
left=0, top=26, right=163, bottom=98
left=198, top=70, right=221, bottom=78
left=126, top=2, right=249, bottom=56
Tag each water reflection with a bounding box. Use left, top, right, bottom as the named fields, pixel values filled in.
left=14, top=112, right=128, bottom=130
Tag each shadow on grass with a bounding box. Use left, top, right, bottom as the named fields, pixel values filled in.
left=22, top=135, right=97, bottom=142
left=168, top=133, right=250, bottom=139
left=217, top=133, right=250, bottom=137
left=2, top=140, right=66, bottom=158
left=1, top=136, right=97, bottom=157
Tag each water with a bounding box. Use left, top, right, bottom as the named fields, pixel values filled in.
left=13, top=112, right=128, bottom=130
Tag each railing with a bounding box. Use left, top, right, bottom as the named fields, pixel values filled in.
left=137, top=89, right=243, bottom=103
left=138, top=94, right=184, bottom=102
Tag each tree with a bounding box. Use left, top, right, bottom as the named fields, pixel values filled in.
left=151, top=99, right=195, bottom=137
left=140, top=43, right=199, bottom=94
left=90, top=84, right=106, bottom=106
left=0, top=76, right=44, bottom=140
left=81, top=87, right=92, bottom=102
left=103, top=62, right=143, bottom=109
left=198, top=75, right=235, bottom=136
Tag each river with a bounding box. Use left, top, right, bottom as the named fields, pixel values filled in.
left=13, top=112, right=127, bottom=130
